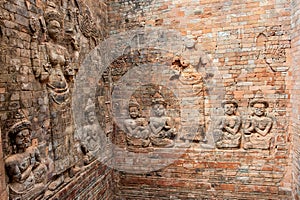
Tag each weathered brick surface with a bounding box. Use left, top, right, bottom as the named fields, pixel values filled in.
left=107, top=0, right=293, bottom=199
left=0, top=0, right=299, bottom=199
left=0, top=0, right=113, bottom=199
left=0, top=129, right=8, bottom=199
left=50, top=160, right=114, bottom=200
left=291, top=0, right=300, bottom=199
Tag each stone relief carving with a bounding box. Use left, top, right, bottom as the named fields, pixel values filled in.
left=31, top=2, right=80, bottom=192
left=149, top=93, right=176, bottom=147
left=5, top=110, right=48, bottom=200
left=171, top=39, right=207, bottom=145
left=244, top=90, right=273, bottom=150
left=124, top=97, right=150, bottom=148
left=79, top=98, right=102, bottom=165
left=214, top=93, right=242, bottom=149
left=256, top=26, right=291, bottom=72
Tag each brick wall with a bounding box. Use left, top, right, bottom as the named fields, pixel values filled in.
left=291, top=0, right=300, bottom=199
left=0, top=0, right=114, bottom=199
left=107, top=0, right=293, bottom=199
left=0, top=129, right=8, bottom=200
left=0, top=0, right=299, bottom=199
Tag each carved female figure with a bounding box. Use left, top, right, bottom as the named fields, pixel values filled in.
left=124, top=98, right=150, bottom=148
left=149, top=93, right=176, bottom=147
left=32, top=3, right=78, bottom=189
left=5, top=110, right=47, bottom=200
left=215, top=95, right=241, bottom=148
left=244, top=91, right=273, bottom=150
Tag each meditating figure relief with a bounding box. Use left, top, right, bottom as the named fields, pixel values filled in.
left=124, top=97, right=150, bottom=148
left=215, top=93, right=241, bottom=148
left=149, top=93, right=176, bottom=147
left=244, top=90, right=273, bottom=150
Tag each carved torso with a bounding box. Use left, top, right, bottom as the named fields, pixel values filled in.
left=45, top=42, right=69, bottom=91
left=5, top=146, right=42, bottom=193
left=82, top=124, right=100, bottom=152
left=222, top=116, right=240, bottom=134
left=149, top=116, right=168, bottom=135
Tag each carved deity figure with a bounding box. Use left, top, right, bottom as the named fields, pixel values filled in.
left=80, top=99, right=102, bottom=164
left=31, top=3, right=78, bottom=190
left=149, top=93, right=176, bottom=147
left=244, top=91, right=273, bottom=150
left=171, top=39, right=206, bottom=145
left=5, top=110, right=47, bottom=200
left=124, top=97, right=150, bottom=148
left=215, top=93, right=241, bottom=148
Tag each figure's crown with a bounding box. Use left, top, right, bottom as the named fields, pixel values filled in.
left=249, top=90, right=269, bottom=108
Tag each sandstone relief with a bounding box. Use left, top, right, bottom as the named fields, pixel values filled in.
left=214, top=92, right=242, bottom=149
left=244, top=90, right=273, bottom=150
left=5, top=110, right=48, bottom=200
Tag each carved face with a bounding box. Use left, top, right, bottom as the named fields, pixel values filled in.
left=87, top=111, right=96, bottom=124
left=47, top=20, right=61, bottom=41
left=153, top=103, right=165, bottom=117
left=224, top=103, right=236, bottom=116
left=253, top=103, right=266, bottom=117
left=15, top=129, right=31, bottom=150
left=129, top=106, right=139, bottom=119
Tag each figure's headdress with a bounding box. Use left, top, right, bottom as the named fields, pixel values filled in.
left=249, top=90, right=269, bottom=108
left=44, top=2, right=63, bottom=26
left=129, top=97, right=140, bottom=109
left=221, top=92, right=238, bottom=108
left=8, top=109, right=31, bottom=140
left=152, top=92, right=167, bottom=107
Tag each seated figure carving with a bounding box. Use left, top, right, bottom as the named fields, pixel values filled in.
left=244, top=91, right=273, bottom=150
left=215, top=93, right=241, bottom=148
left=5, top=110, right=47, bottom=200
left=149, top=93, right=176, bottom=147
left=124, top=97, right=150, bottom=148
left=80, top=99, right=102, bottom=164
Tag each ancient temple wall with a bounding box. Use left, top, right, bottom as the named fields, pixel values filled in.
left=0, top=0, right=114, bottom=199
left=0, top=130, right=8, bottom=199
left=107, top=0, right=293, bottom=199
left=290, top=0, right=300, bottom=199
left=0, top=0, right=298, bottom=199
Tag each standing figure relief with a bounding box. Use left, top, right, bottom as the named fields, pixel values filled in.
left=31, top=2, right=80, bottom=191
